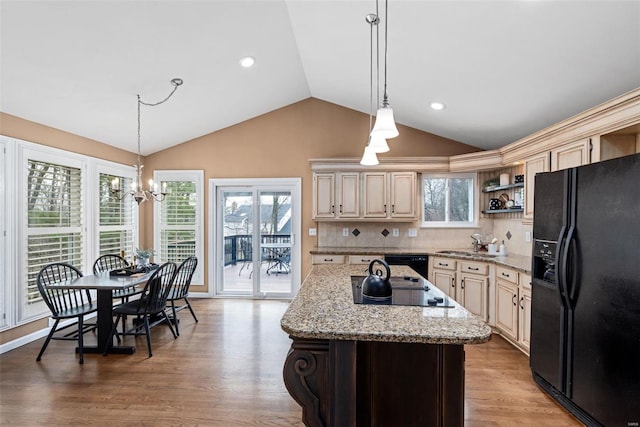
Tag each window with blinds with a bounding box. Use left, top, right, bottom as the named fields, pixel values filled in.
left=26, top=159, right=83, bottom=302
left=158, top=181, right=197, bottom=263
left=98, top=173, right=135, bottom=259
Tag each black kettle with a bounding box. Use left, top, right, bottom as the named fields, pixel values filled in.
left=362, top=259, right=392, bottom=299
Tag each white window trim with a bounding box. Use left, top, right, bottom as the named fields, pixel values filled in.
left=0, top=135, right=140, bottom=330
left=94, top=161, right=139, bottom=260
left=421, top=172, right=479, bottom=228
left=153, top=170, right=205, bottom=286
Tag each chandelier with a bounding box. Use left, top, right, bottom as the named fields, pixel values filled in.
left=111, top=78, right=183, bottom=205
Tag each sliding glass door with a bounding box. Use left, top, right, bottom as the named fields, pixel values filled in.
left=211, top=178, right=300, bottom=298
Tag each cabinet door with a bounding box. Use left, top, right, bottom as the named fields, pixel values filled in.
left=496, top=280, right=518, bottom=341
left=311, top=254, right=345, bottom=264
left=432, top=269, right=456, bottom=298
left=551, top=138, right=591, bottom=171
left=389, top=172, right=416, bottom=218
left=313, top=173, right=335, bottom=218
left=460, top=273, right=488, bottom=321
left=524, top=152, right=550, bottom=219
left=362, top=172, right=388, bottom=218
left=518, top=287, right=532, bottom=351
left=337, top=173, right=360, bottom=218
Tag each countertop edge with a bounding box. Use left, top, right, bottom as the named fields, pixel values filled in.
left=311, top=247, right=531, bottom=274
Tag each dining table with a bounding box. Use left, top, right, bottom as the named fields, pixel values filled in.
left=46, top=271, right=152, bottom=355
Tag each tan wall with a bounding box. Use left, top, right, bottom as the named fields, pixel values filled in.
left=0, top=99, right=477, bottom=344
left=144, top=98, right=479, bottom=291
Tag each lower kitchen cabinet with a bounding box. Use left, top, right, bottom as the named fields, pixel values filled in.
left=495, top=279, right=519, bottom=341
left=312, top=254, right=346, bottom=264
left=495, top=267, right=531, bottom=354
left=429, top=257, right=457, bottom=298
left=430, top=257, right=489, bottom=321
left=517, top=273, right=532, bottom=352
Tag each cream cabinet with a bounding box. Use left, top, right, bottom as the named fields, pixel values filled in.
left=523, top=152, right=550, bottom=219
left=550, top=138, right=591, bottom=171
left=348, top=254, right=383, bottom=265
left=362, top=172, right=416, bottom=220
left=518, top=273, right=532, bottom=352
left=312, top=172, right=359, bottom=219
left=458, top=260, right=490, bottom=322
left=429, top=257, right=457, bottom=297
left=311, top=254, right=346, bottom=264
left=429, top=257, right=488, bottom=321
left=495, top=278, right=519, bottom=341
left=523, top=138, right=592, bottom=220
left=313, top=171, right=415, bottom=221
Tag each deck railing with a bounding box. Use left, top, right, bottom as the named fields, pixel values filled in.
left=224, top=234, right=290, bottom=266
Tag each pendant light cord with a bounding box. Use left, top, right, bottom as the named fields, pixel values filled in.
left=383, top=0, right=389, bottom=106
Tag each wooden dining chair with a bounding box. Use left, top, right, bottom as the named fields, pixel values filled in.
left=36, top=263, right=97, bottom=364
left=165, top=256, right=198, bottom=336
left=103, top=262, right=178, bottom=357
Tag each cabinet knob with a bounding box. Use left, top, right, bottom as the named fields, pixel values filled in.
left=468, top=267, right=479, bottom=271
left=461, top=279, right=465, bottom=289
left=519, top=296, right=525, bottom=309
left=512, top=294, right=517, bottom=306
left=438, top=262, right=448, bottom=267
left=324, top=258, right=333, bottom=262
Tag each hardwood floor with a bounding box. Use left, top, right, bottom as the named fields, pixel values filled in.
left=0, top=299, right=582, bottom=426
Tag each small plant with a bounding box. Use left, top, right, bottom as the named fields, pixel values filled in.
left=135, top=248, right=155, bottom=259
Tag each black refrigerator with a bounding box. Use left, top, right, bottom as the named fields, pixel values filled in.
left=530, top=153, right=640, bottom=426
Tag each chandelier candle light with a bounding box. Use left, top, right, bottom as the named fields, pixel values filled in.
left=111, top=78, right=184, bottom=205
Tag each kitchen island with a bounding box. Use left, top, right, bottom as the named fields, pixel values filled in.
left=281, top=264, right=491, bottom=427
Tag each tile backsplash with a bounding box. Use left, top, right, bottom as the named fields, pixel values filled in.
left=317, top=218, right=532, bottom=256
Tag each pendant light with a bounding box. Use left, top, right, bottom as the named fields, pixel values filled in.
left=360, top=13, right=384, bottom=165
left=371, top=0, right=399, bottom=139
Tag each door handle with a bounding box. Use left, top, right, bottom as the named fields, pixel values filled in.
left=468, top=267, right=479, bottom=271
left=461, top=279, right=465, bottom=289
left=512, top=294, right=517, bottom=306
left=519, top=296, right=525, bottom=309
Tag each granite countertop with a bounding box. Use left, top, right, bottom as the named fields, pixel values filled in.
left=281, top=264, right=492, bottom=345
left=311, top=247, right=532, bottom=274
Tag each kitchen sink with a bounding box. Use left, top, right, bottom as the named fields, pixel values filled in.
left=436, top=250, right=498, bottom=258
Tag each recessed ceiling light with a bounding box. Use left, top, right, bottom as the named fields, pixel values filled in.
left=430, top=102, right=446, bottom=111
left=239, top=56, right=255, bottom=68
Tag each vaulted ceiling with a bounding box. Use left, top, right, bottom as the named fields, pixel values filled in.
left=2, top=1, right=639, bottom=155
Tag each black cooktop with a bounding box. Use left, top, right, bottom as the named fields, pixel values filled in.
left=351, top=275, right=454, bottom=308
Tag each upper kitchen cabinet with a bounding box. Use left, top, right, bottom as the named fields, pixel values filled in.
left=592, top=123, right=640, bottom=162
left=312, top=172, right=359, bottom=219
left=311, top=158, right=420, bottom=221
left=363, top=172, right=417, bottom=219
left=523, top=152, right=550, bottom=220
left=550, top=138, right=592, bottom=171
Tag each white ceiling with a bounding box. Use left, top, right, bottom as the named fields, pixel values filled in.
left=2, top=1, right=639, bottom=155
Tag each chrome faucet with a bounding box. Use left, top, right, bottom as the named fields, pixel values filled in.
left=471, top=236, right=480, bottom=253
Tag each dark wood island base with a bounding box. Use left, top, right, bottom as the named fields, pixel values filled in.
left=284, top=336, right=464, bottom=427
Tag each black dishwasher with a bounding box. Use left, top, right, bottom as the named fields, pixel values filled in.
left=384, top=254, right=428, bottom=278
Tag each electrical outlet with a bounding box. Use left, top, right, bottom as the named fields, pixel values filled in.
left=343, top=228, right=350, bottom=237
left=525, top=231, right=531, bottom=242
left=308, top=228, right=316, bottom=236
left=392, top=228, right=399, bottom=237
left=407, top=228, right=417, bottom=237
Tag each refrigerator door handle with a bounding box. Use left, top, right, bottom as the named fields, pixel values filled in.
left=555, top=225, right=570, bottom=305
left=566, top=229, right=579, bottom=304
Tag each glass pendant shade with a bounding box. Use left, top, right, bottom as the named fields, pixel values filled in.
left=368, top=132, right=389, bottom=153
left=360, top=144, right=379, bottom=166
left=371, top=105, right=399, bottom=139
